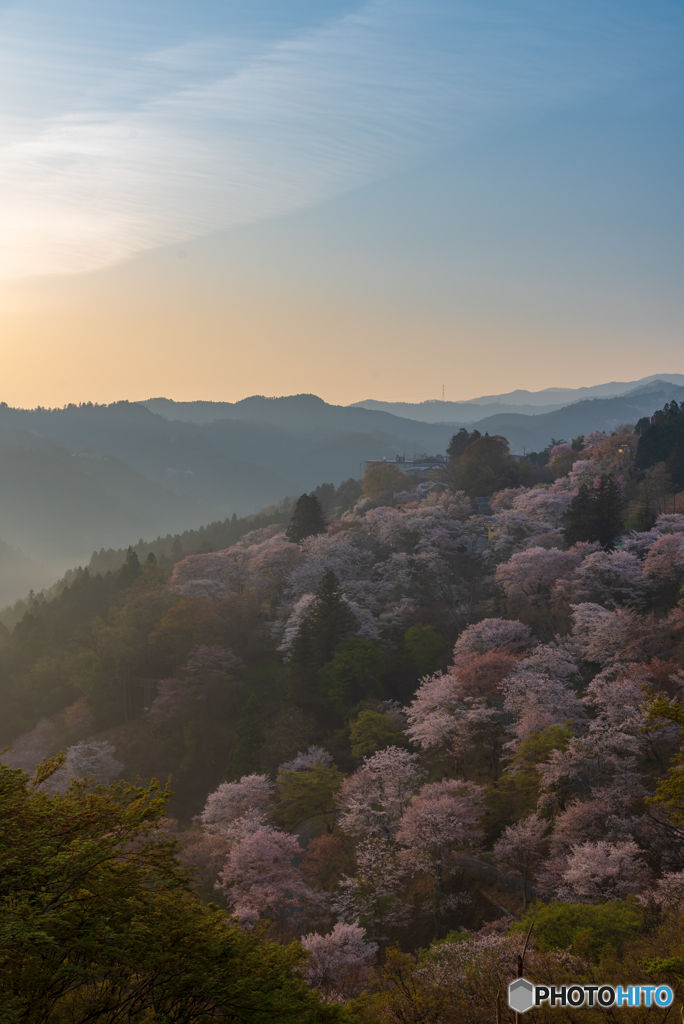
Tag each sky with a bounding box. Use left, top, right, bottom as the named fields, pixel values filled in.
left=0, top=0, right=683, bottom=407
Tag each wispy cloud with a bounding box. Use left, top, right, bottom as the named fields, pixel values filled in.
left=0, top=0, right=681, bottom=280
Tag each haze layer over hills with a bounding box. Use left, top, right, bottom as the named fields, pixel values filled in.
left=0, top=374, right=682, bottom=605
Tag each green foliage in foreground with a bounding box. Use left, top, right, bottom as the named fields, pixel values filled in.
left=0, top=758, right=343, bottom=1024
left=512, top=900, right=645, bottom=962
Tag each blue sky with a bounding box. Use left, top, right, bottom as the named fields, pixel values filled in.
left=0, top=0, right=682, bottom=403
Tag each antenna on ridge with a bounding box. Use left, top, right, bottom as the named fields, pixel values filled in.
left=442, top=384, right=445, bottom=401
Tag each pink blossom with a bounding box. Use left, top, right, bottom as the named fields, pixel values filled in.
left=199, top=774, right=274, bottom=836
left=502, top=670, right=585, bottom=741
left=515, top=638, right=581, bottom=682
left=537, top=726, right=640, bottom=809
left=550, top=788, right=639, bottom=853
left=639, top=870, right=684, bottom=909
left=549, top=443, right=572, bottom=459
left=584, top=662, right=680, bottom=771
left=453, top=618, right=534, bottom=657
left=581, top=431, right=609, bottom=451
left=493, top=813, right=548, bottom=907
left=216, top=826, right=311, bottom=925
left=642, top=533, right=684, bottom=596
left=554, top=550, right=645, bottom=608
left=557, top=839, right=650, bottom=902
left=170, top=530, right=300, bottom=603
left=300, top=922, right=377, bottom=1000
left=396, top=780, right=484, bottom=885
left=43, top=740, right=123, bottom=794
left=280, top=746, right=333, bottom=772
left=336, top=746, right=425, bottom=839
left=495, top=547, right=581, bottom=604
left=570, top=603, right=637, bottom=664
left=332, top=837, right=410, bottom=939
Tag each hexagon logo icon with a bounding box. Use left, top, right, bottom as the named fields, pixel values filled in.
left=508, top=978, right=535, bottom=1014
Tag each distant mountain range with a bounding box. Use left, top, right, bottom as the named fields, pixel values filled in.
left=350, top=373, right=684, bottom=422
left=0, top=375, right=682, bottom=605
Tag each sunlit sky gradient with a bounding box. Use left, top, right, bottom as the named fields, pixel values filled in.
left=1, top=0, right=683, bottom=406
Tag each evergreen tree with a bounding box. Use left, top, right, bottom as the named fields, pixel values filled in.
left=286, top=493, right=327, bottom=543
left=171, top=537, right=184, bottom=561
left=291, top=571, right=358, bottom=672
left=446, top=427, right=481, bottom=463
left=226, top=694, right=264, bottom=780
left=563, top=474, right=624, bottom=549
left=117, top=547, right=141, bottom=590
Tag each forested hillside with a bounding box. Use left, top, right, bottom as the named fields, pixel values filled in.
left=4, top=408, right=684, bottom=1018
left=1, top=383, right=683, bottom=604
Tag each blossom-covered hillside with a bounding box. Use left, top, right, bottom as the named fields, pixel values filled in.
left=4, top=415, right=684, bottom=1019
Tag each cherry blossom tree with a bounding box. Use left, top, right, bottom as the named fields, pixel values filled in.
left=300, top=922, right=377, bottom=1000
left=556, top=839, right=650, bottom=902
left=277, top=593, right=316, bottom=658
left=216, top=826, right=311, bottom=926
left=336, top=747, right=425, bottom=840
left=45, top=740, right=124, bottom=794
left=582, top=431, right=609, bottom=451
left=452, top=618, right=534, bottom=657
left=280, top=746, right=333, bottom=772
left=149, top=645, right=244, bottom=721
left=570, top=603, right=637, bottom=665
left=642, top=533, right=684, bottom=604
left=2, top=717, right=57, bottom=775
left=536, top=725, right=640, bottom=811
left=554, top=550, right=645, bottom=608
left=549, top=788, right=639, bottom=853
left=285, top=534, right=371, bottom=604
left=493, top=813, right=548, bottom=907
left=170, top=529, right=300, bottom=603
left=495, top=547, right=581, bottom=606
left=406, top=651, right=519, bottom=778
left=584, top=662, right=681, bottom=772
left=396, top=780, right=484, bottom=919
left=199, top=774, right=274, bottom=837
left=640, top=869, right=684, bottom=910
left=332, top=837, right=410, bottom=941
left=515, top=638, right=581, bottom=682
left=502, top=669, right=585, bottom=741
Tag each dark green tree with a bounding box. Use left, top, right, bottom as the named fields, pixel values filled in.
left=291, top=571, right=359, bottom=673
left=286, top=493, right=327, bottom=543
left=349, top=709, right=406, bottom=758
left=312, top=482, right=337, bottom=513
left=318, top=637, right=384, bottom=712
left=403, top=624, right=447, bottom=677
left=117, top=546, right=141, bottom=590
left=0, top=759, right=339, bottom=1022
left=449, top=434, right=533, bottom=496
left=637, top=400, right=684, bottom=475
left=227, top=693, right=264, bottom=779
left=563, top=474, right=624, bottom=549
left=335, top=477, right=363, bottom=511
left=446, top=427, right=481, bottom=462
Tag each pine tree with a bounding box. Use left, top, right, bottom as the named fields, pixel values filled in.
left=117, top=547, right=141, bottom=590
left=563, top=474, right=624, bottom=549
left=291, top=571, right=358, bottom=672
left=593, top=474, right=625, bottom=548
left=226, top=694, right=264, bottom=780
left=286, top=494, right=327, bottom=543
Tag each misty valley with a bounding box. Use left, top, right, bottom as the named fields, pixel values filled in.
left=3, top=390, right=684, bottom=1020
